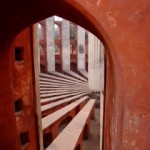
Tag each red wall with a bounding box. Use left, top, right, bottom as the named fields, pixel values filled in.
left=0, top=43, right=19, bottom=150
left=11, top=27, right=38, bottom=150
left=0, top=0, right=149, bottom=150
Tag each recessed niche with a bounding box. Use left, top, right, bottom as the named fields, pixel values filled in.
left=15, top=47, right=24, bottom=61
left=20, top=132, right=29, bottom=146
left=15, top=99, right=22, bottom=113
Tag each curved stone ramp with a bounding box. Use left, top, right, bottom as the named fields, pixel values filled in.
left=46, top=100, right=95, bottom=150
left=39, top=71, right=94, bottom=149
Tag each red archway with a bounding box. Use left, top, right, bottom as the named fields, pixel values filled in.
left=0, top=1, right=149, bottom=150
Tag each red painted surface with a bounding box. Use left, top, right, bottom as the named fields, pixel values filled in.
left=71, top=62, right=78, bottom=73
left=0, top=0, right=149, bottom=150
left=11, top=28, right=38, bottom=150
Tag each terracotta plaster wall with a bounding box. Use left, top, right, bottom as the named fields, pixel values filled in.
left=63, top=1, right=150, bottom=149
left=0, top=42, right=20, bottom=150
left=0, top=0, right=149, bottom=150
left=11, top=27, right=38, bottom=150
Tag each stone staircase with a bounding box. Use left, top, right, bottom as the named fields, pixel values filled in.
left=39, top=71, right=95, bottom=149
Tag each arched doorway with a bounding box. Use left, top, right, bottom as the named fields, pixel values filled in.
left=0, top=2, right=116, bottom=150
left=0, top=1, right=148, bottom=150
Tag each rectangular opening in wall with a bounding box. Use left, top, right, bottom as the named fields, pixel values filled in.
left=20, top=132, right=29, bottom=146
left=15, top=47, right=24, bottom=61
left=15, top=99, right=22, bottom=113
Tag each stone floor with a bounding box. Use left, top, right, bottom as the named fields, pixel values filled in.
left=82, top=108, right=100, bottom=150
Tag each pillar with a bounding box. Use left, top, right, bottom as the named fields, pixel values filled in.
left=33, top=24, right=44, bottom=150
left=62, top=19, right=70, bottom=71
left=100, top=92, right=104, bottom=150
left=46, top=17, right=55, bottom=72
left=88, top=32, right=104, bottom=92
left=36, top=24, right=41, bottom=73
left=77, top=26, right=85, bottom=70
